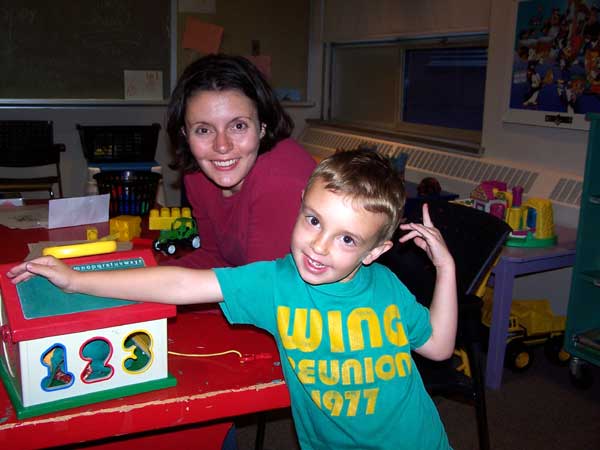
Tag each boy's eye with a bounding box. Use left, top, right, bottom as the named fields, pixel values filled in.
left=342, top=235, right=355, bottom=245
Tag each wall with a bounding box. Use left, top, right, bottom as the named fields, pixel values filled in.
left=0, top=101, right=318, bottom=207
left=311, top=0, right=587, bottom=222
left=0, top=1, right=323, bottom=207
left=306, top=0, right=579, bottom=314
left=482, top=0, right=588, bottom=179
left=0, top=107, right=177, bottom=204
left=0, top=1, right=579, bottom=313
left=177, top=0, right=310, bottom=100
left=3, top=0, right=586, bottom=207
left=322, top=0, right=490, bottom=41
left=480, top=0, right=582, bottom=314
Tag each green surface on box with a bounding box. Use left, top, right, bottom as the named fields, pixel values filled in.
left=16, top=258, right=146, bottom=319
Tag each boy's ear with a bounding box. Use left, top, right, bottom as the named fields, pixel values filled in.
left=361, top=240, right=393, bottom=265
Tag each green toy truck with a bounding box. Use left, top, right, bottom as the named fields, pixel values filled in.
left=482, top=293, right=570, bottom=372
left=152, top=216, right=200, bottom=256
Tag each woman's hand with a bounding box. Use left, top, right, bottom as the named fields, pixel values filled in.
left=6, top=256, right=78, bottom=292
left=398, top=203, right=454, bottom=270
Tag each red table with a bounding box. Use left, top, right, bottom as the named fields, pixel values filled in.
left=0, top=220, right=290, bottom=449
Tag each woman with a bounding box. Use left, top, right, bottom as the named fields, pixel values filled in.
left=166, top=54, right=316, bottom=269
left=166, top=54, right=315, bottom=449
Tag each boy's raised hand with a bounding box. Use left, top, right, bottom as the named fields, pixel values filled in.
left=401, top=203, right=457, bottom=360
left=7, top=256, right=77, bottom=292
left=398, top=203, right=454, bottom=270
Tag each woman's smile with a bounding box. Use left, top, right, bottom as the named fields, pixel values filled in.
left=212, top=158, right=240, bottom=169
left=184, top=89, right=262, bottom=196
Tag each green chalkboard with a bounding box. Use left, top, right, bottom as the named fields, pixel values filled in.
left=0, top=0, right=171, bottom=100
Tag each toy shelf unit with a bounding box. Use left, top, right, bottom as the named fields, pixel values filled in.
left=77, top=124, right=166, bottom=211
left=0, top=249, right=177, bottom=419
left=564, top=113, right=600, bottom=388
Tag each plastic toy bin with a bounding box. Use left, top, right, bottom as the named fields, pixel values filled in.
left=94, top=170, right=161, bottom=216
left=76, top=123, right=160, bottom=163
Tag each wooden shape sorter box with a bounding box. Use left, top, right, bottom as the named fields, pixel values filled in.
left=0, top=249, right=177, bottom=419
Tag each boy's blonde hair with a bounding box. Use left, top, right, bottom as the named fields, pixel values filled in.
left=306, top=149, right=406, bottom=242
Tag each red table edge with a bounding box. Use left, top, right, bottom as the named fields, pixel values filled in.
left=0, top=380, right=290, bottom=449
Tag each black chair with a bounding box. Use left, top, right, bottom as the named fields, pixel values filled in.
left=378, top=199, right=512, bottom=450
left=0, top=120, right=65, bottom=198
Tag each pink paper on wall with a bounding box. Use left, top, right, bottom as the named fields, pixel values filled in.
left=245, top=55, right=272, bottom=80
left=182, top=17, right=223, bottom=55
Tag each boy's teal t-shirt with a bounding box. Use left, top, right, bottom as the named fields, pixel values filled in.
left=215, top=254, right=450, bottom=450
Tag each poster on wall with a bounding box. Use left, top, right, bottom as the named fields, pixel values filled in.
left=504, top=0, right=600, bottom=130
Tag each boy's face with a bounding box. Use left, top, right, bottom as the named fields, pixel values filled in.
left=291, top=178, right=393, bottom=285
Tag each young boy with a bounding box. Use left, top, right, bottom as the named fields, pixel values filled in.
left=8, top=149, right=457, bottom=450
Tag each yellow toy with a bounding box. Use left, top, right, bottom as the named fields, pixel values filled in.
left=149, top=207, right=192, bottom=230
left=505, top=197, right=556, bottom=247
left=523, top=198, right=555, bottom=239
left=109, top=215, right=142, bottom=242
left=86, top=227, right=99, bottom=241
left=481, top=290, right=569, bottom=372
left=43, top=241, right=118, bottom=259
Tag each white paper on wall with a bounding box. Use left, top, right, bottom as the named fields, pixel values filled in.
left=124, top=70, right=163, bottom=100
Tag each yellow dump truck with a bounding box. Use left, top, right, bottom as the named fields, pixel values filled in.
left=482, top=292, right=570, bottom=372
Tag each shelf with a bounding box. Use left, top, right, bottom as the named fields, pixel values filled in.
left=580, top=270, right=600, bottom=286
left=589, top=195, right=600, bottom=205
left=573, top=328, right=600, bottom=356
left=565, top=114, right=600, bottom=368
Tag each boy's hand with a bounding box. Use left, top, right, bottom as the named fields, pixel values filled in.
left=6, top=256, right=77, bottom=292
left=398, top=203, right=454, bottom=270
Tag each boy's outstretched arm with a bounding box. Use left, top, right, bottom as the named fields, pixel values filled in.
left=6, top=256, right=223, bottom=306
left=398, top=203, right=457, bottom=361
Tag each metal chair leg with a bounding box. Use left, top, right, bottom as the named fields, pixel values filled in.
left=255, top=412, right=266, bottom=450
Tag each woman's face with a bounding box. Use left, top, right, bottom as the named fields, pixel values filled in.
left=184, top=89, right=264, bottom=196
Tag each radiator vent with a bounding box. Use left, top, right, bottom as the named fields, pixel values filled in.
left=549, top=178, right=583, bottom=206
left=300, top=126, right=539, bottom=194
left=299, top=125, right=583, bottom=226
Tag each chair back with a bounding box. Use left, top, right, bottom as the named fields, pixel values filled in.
left=380, top=199, right=512, bottom=306
left=379, top=199, right=511, bottom=450
left=0, top=121, right=59, bottom=167
left=0, top=120, right=64, bottom=198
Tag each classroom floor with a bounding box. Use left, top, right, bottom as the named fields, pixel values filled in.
left=233, top=346, right=600, bottom=450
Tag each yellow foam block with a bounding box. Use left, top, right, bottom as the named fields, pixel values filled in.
left=109, top=215, right=142, bottom=242
left=86, top=227, right=99, bottom=241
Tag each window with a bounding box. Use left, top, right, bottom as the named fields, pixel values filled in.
left=403, top=47, right=487, bottom=131
left=327, top=35, right=488, bottom=154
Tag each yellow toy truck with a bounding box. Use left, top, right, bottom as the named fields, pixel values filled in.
left=482, top=292, right=570, bottom=372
